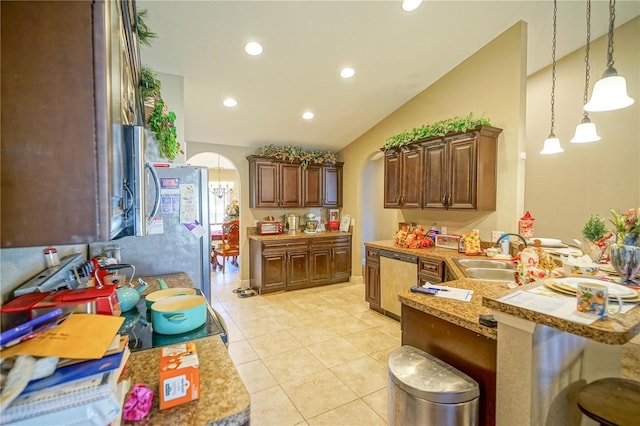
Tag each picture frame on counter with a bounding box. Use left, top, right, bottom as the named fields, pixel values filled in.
left=435, top=234, right=462, bottom=250
left=339, top=214, right=351, bottom=232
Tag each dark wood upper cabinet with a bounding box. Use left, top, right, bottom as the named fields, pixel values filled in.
left=384, top=126, right=502, bottom=211
left=1, top=0, right=139, bottom=247
left=249, top=156, right=343, bottom=208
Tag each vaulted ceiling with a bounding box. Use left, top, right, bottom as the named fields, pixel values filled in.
left=139, top=0, right=639, bottom=153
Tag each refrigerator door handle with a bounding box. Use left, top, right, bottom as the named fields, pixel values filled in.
left=146, top=162, right=161, bottom=225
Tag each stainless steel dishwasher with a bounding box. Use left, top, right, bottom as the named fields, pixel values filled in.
left=379, top=249, right=418, bottom=318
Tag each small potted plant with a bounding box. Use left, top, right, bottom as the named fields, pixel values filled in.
left=580, top=214, right=612, bottom=263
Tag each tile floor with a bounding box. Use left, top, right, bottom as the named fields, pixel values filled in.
left=210, top=265, right=398, bottom=425
left=210, top=263, right=640, bottom=425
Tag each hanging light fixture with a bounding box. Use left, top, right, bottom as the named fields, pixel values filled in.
left=210, top=156, right=229, bottom=199
left=541, top=0, right=564, bottom=155
left=584, top=0, right=634, bottom=112
left=571, top=0, right=601, bottom=143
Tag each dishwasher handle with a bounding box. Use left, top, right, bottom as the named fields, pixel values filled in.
left=379, top=249, right=418, bottom=264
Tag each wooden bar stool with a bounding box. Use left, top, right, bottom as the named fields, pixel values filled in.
left=577, top=378, right=640, bottom=426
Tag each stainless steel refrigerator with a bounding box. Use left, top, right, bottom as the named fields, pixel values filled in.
left=91, top=165, right=211, bottom=302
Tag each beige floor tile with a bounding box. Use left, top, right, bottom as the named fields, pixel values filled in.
left=306, top=336, right=367, bottom=368
left=370, top=346, right=399, bottom=367
left=288, top=323, right=341, bottom=346
left=343, top=328, right=400, bottom=354
left=225, top=322, right=245, bottom=343
left=307, top=399, right=386, bottom=425
left=376, top=321, right=402, bottom=340
left=235, top=359, right=278, bottom=394
left=250, top=385, right=305, bottom=426
left=262, top=347, right=327, bottom=384
left=272, top=313, right=318, bottom=330
left=235, top=317, right=284, bottom=338
left=249, top=330, right=303, bottom=358
left=280, top=370, right=358, bottom=419
left=330, top=356, right=388, bottom=397
left=352, top=310, right=399, bottom=328
left=228, top=339, right=259, bottom=366
left=362, top=388, right=389, bottom=422
left=324, top=317, right=375, bottom=336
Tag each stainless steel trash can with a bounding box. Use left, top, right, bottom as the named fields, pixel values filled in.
left=388, top=345, right=479, bottom=426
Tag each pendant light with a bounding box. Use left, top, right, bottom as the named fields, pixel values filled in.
left=210, top=156, right=230, bottom=199
left=584, top=0, right=634, bottom=112
left=571, top=0, right=601, bottom=143
left=541, top=0, right=564, bottom=155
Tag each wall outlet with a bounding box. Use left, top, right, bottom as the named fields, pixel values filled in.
left=491, top=231, right=504, bottom=242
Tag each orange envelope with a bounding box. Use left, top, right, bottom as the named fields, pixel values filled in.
left=0, top=314, right=124, bottom=360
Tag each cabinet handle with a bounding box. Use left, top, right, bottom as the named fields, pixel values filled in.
left=442, top=195, right=447, bottom=206
left=447, top=194, right=452, bottom=207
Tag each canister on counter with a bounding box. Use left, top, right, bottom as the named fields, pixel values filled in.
left=43, top=247, right=60, bottom=268
left=519, top=211, right=535, bottom=238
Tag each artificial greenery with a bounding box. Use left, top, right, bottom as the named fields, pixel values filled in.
left=383, top=113, right=492, bottom=150
left=582, top=214, right=608, bottom=241
left=140, top=66, right=162, bottom=102
left=148, top=98, right=180, bottom=160
left=136, top=9, right=157, bottom=47
left=254, top=145, right=337, bottom=169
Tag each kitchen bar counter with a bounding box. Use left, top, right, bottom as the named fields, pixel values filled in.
left=121, top=274, right=250, bottom=426
left=247, top=227, right=351, bottom=241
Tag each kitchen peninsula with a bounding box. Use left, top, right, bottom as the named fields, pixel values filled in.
left=121, top=274, right=250, bottom=425
left=364, top=240, right=640, bottom=426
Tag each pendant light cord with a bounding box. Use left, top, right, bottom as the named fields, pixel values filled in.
left=606, top=0, right=616, bottom=69
left=582, top=0, right=592, bottom=119
left=549, top=0, right=557, bottom=136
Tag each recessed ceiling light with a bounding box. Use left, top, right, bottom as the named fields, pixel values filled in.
left=402, top=0, right=422, bottom=12
left=302, top=112, right=314, bottom=120
left=340, top=67, right=355, bottom=79
left=223, top=98, right=237, bottom=107
left=244, top=42, right=263, bottom=56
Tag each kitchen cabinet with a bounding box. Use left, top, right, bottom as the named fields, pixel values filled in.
left=364, top=246, right=381, bottom=312
left=303, top=165, right=323, bottom=207
left=321, top=163, right=343, bottom=208
left=417, top=256, right=444, bottom=286
left=383, top=147, right=423, bottom=208
left=1, top=0, right=141, bottom=247
left=248, top=157, right=302, bottom=208
left=384, top=126, right=501, bottom=211
left=249, top=234, right=351, bottom=294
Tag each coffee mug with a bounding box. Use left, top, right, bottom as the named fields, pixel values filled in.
left=576, top=282, right=623, bottom=317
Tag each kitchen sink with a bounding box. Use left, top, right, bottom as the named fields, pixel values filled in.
left=463, top=268, right=516, bottom=282
left=455, top=259, right=515, bottom=270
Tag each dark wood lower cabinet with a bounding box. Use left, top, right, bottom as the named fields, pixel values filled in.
left=402, top=304, right=497, bottom=426
left=364, top=246, right=381, bottom=312
left=250, top=235, right=351, bottom=294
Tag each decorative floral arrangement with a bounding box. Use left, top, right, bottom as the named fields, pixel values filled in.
left=254, top=145, right=337, bottom=169
left=148, top=98, right=181, bottom=160
left=610, top=207, right=640, bottom=245
left=225, top=199, right=239, bottom=218
left=394, top=226, right=434, bottom=249
left=383, top=113, right=492, bottom=150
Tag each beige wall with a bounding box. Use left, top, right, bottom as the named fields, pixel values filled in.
left=339, top=22, right=528, bottom=278
left=525, top=17, right=639, bottom=242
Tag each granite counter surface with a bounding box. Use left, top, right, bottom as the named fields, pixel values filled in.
left=365, top=240, right=640, bottom=345
left=247, top=227, right=351, bottom=241
left=122, top=273, right=250, bottom=426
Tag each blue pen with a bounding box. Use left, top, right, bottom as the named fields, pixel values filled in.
left=427, top=287, right=449, bottom=292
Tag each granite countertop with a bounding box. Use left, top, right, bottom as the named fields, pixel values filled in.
left=365, top=240, right=640, bottom=345
left=247, top=227, right=351, bottom=241
left=122, top=273, right=250, bottom=426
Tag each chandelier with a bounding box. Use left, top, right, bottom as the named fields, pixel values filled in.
left=210, top=157, right=230, bottom=199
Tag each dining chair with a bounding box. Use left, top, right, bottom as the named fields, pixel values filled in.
left=212, top=219, right=240, bottom=272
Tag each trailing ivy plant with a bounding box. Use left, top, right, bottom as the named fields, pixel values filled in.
left=383, top=113, right=492, bottom=150
left=140, top=66, right=162, bottom=102
left=136, top=9, right=157, bottom=47
left=148, top=98, right=180, bottom=160
left=254, top=145, right=337, bottom=169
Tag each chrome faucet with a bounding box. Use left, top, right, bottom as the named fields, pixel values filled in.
left=494, top=233, right=528, bottom=248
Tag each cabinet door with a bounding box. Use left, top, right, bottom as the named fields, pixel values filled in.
left=365, top=261, right=380, bottom=308
left=1, top=1, right=112, bottom=247
left=251, top=160, right=280, bottom=208
left=401, top=148, right=423, bottom=208
left=423, top=143, right=448, bottom=209
left=303, top=165, right=323, bottom=207
left=448, top=138, right=477, bottom=209
left=287, top=250, right=309, bottom=288
left=384, top=152, right=402, bottom=208
left=322, top=164, right=343, bottom=207
left=331, top=244, right=352, bottom=282
left=279, top=163, right=302, bottom=208
left=309, top=248, right=332, bottom=284
left=261, top=251, right=287, bottom=291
